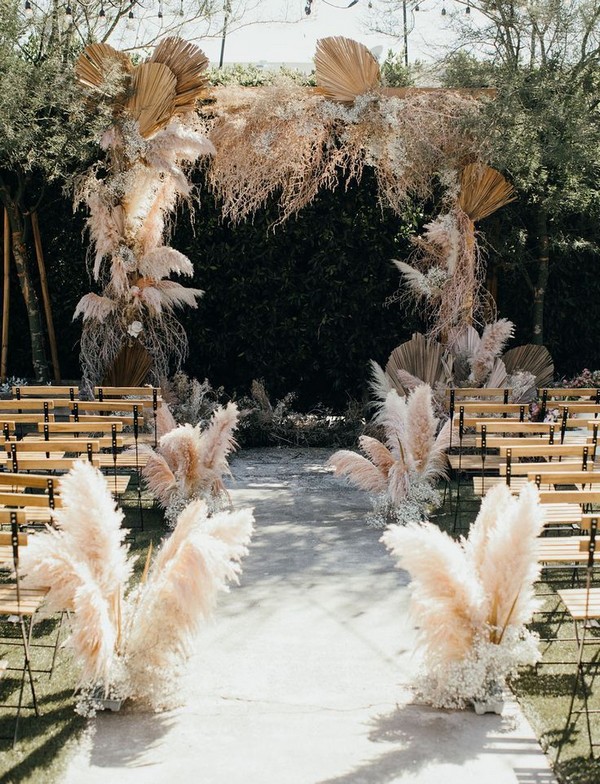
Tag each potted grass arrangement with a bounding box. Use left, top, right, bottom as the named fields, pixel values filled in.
left=20, top=460, right=254, bottom=713
left=140, top=400, right=240, bottom=526
left=328, top=385, right=452, bottom=527
left=382, top=483, right=543, bottom=711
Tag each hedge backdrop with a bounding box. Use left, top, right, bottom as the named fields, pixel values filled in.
left=4, top=169, right=600, bottom=409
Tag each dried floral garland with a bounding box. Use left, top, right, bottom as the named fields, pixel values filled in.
left=203, top=38, right=488, bottom=225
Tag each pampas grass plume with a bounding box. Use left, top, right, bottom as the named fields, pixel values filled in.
left=328, top=449, right=388, bottom=493
left=382, top=523, right=486, bottom=665
left=125, top=500, right=254, bottom=695
left=55, top=460, right=133, bottom=596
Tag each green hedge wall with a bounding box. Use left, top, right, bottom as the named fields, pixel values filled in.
left=6, top=171, right=600, bottom=405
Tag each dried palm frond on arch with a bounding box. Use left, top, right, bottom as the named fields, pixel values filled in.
left=314, top=36, right=380, bottom=103
left=394, top=165, right=516, bottom=340
left=503, top=344, right=554, bottom=387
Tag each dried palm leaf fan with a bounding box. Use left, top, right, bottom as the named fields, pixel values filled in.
left=75, top=43, right=133, bottom=90
left=503, top=344, right=554, bottom=387
left=126, top=62, right=177, bottom=138
left=150, top=37, right=210, bottom=114
left=386, top=332, right=452, bottom=394
left=314, top=37, right=380, bottom=104
left=458, top=164, right=517, bottom=222
left=103, top=341, right=153, bottom=387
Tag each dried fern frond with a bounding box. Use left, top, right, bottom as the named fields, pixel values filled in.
left=314, top=36, right=380, bottom=103
left=503, top=344, right=554, bottom=387
left=127, top=62, right=177, bottom=138
left=150, top=37, right=209, bottom=114
left=458, top=163, right=516, bottom=223
left=75, top=43, right=132, bottom=90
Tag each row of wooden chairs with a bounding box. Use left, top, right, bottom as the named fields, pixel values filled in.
left=0, top=386, right=167, bottom=743
left=443, top=394, right=600, bottom=757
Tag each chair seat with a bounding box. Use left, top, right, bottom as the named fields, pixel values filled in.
left=448, top=454, right=502, bottom=471
left=558, top=588, right=600, bottom=620
left=537, top=537, right=588, bottom=563
left=0, top=585, right=49, bottom=617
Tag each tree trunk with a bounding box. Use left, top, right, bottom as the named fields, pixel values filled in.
left=532, top=206, right=550, bottom=345
left=4, top=201, right=48, bottom=381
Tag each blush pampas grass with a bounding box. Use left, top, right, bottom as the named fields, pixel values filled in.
left=382, top=483, right=543, bottom=708
left=20, top=459, right=254, bottom=712
left=141, top=401, right=240, bottom=525
left=20, top=460, right=134, bottom=688
left=329, top=386, right=451, bottom=527
left=125, top=500, right=254, bottom=704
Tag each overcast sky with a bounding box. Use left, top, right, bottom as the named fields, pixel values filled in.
left=111, top=0, right=457, bottom=66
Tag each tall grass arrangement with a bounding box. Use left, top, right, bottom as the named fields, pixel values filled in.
left=73, top=38, right=213, bottom=385
left=20, top=460, right=253, bottom=711
left=329, top=385, right=451, bottom=526
left=382, top=483, right=543, bottom=708
left=141, top=401, right=240, bottom=525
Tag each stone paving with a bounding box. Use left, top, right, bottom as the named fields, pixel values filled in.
left=64, top=448, right=557, bottom=784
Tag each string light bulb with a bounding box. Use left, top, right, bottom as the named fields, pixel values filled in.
left=158, top=1, right=163, bottom=17
left=441, top=3, right=446, bottom=14
left=65, top=3, right=73, bottom=23
left=99, top=4, right=106, bottom=16
left=24, top=0, right=33, bottom=16
left=465, top=3, right=471, bottom=11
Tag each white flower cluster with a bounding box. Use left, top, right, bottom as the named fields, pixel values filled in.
left=415, top=627, right=540, bottom=710
left=368, top=476, right=442, bottom=529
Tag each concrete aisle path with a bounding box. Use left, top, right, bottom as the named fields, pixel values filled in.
left=64, top=448, right=557, bottom=784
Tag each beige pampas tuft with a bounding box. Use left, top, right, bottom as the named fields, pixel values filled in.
left=142, top=402, right=240, bottom=520
left=383, top=483, right=543, bottom=707
left=329, top=386, right=451, bottom=519
left=20, top=460, right=135, bottom=689
left=383, top=522, right=486, bottom=665
left=20, top=458, right=254, bottom=709
left=125, top=500, right=254, bottom=701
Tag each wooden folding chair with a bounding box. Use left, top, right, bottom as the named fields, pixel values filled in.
left=555, top=518, right=600, bottom=759
left=0, top=514, right=49, bottom=746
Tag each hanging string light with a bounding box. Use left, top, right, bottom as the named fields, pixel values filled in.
left=465, top=3, right=471, bottom=11
left=99, top=4, right=106, bottom=16
left=24, top=0, right=33, bottom=16
left=441, top=2, right=446, bottom=14
left=158, top=0, right=163, bottom=18
left=65, top=3, right=73, bottom=23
